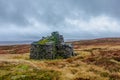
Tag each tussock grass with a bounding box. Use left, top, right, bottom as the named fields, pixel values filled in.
left=0, top=44, right=120, bottom=80
left=0, top=61, right=61, bottom=80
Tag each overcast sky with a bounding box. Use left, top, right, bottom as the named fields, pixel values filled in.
left=0, top=0, right=120, bottom=41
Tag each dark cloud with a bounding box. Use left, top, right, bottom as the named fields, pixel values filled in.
left=0, top=0, right=120, bottom=41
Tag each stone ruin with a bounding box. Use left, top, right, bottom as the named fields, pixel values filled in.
left=30, top=32, right=74, bottom=59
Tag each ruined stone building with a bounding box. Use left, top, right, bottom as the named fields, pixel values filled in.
left=30, top=32, right=74, bottom=59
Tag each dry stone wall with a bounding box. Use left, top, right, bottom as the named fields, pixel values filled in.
left=30, top=32, right=74, bottom=60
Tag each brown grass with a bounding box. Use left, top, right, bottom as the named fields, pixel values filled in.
left=0, top=45, right=30, bottom=54
left=0, top=38, right=120, bottom=80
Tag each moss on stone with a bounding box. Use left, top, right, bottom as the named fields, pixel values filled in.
left=37, top=39, right=49, bottom=45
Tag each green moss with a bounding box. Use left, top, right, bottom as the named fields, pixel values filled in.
left=38, top=39, right=49, bottom=45
left=37, top=34, right=58, bottom=45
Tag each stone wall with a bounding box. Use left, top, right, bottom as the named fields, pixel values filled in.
left=55, top=44, right=74, bottom=59
left=30, top=43, right=55, bottom=59
left=30, top=43, right=74, bottom=59
left=30, top=32, right=74, bottom=60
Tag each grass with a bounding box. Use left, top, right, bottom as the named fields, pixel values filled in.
left=0, top=62, right=61, bottom=80
left=0, top=44, right=120, bottom=80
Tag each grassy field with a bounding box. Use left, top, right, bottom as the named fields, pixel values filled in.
left=0, top=38, right=120, bottom=80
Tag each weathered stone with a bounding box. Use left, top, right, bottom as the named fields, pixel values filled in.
left=30, top=31, right=74, bottom=59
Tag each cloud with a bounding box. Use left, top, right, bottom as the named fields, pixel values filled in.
left=0, top=0, right=120, bottom=41
left=65, top=15, right=120, bottom=37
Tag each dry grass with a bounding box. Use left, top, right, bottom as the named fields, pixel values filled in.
left=0, top=39, right=120, bottom=80
left=0, top=52, right=110, bottom=80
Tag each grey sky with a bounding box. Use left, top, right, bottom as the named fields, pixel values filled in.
left=0, top=0, right=120, bottom=41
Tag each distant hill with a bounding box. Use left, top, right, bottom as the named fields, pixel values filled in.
left=71, top=37, right=120, bottom=46
left=0, top=41, right=33, bottom=45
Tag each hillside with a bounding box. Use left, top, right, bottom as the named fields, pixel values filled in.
left=0, top=38, right=120, bottom=80
left=73, top=38, right=120, bottom=45
left=0, top=45, right=30, bottom=54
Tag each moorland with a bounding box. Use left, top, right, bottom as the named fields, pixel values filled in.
left=0, top=38, right=120, bottom=80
